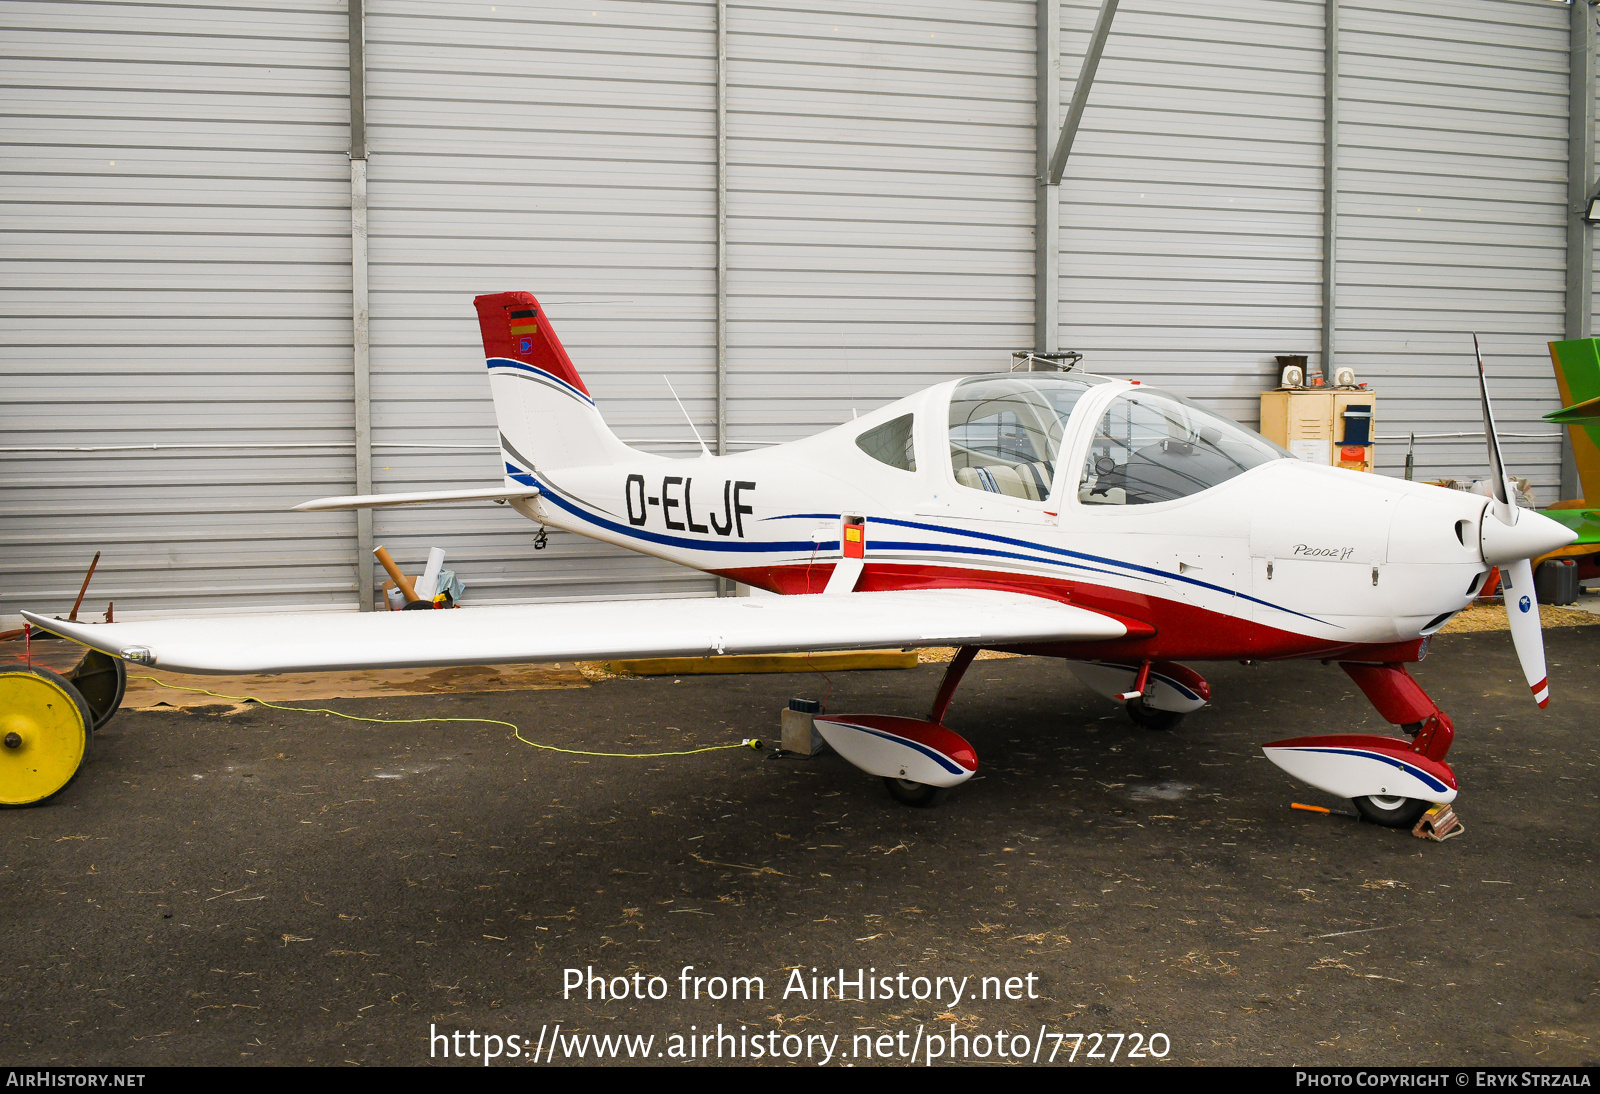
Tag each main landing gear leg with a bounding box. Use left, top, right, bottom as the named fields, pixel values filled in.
left=927, top=645, right=979, bottom=724
left=882, top=646, right=981, bottom=808
left=1262, top=662, right=1459, bottom=829
left=811, top=647, right=982, bottom=808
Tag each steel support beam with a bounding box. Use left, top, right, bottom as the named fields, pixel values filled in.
left=1321, top=0, right=1338, bottom=380
left=715, top=0, right=732, bottom=595
left=349, top=0, right=366, bottom=163
left=715, top=0, right=728, bottom=456
left=1564, top=0, right=1596, bottom=499
left=1046, top=0, right=1117, bottom=187
left=1035, top=0, right=1060, bottom=353
left=350, top=0, right=374, bottom=610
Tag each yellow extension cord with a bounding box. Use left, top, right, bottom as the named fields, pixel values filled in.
left=131, top=675, right=760, bottom=759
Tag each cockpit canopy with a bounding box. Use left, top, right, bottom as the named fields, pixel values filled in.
left=947, top=374, right=1107, bottom=502
left=1077, top=388, right=1289, bottom=505
left=940, top=374, right=1288, bottom=506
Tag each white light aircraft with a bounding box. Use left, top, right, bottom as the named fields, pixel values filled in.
left=24, top=295, right=1577, bottom=822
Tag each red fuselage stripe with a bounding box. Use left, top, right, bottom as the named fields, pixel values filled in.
left=713, top=560, right=1427, bottom=664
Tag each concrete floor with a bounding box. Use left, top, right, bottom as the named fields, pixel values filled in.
left=1566, top=586, right=1600, bottom=617
left=3, top=626, right=1597, bottom=1067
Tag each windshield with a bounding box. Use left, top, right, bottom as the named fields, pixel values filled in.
left=1079, top=388, right=1288, bottom=505
left=948, top=374, right=1107, bottom=502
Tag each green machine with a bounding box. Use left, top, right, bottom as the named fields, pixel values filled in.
left=1540, top=338, right=1600, bottom=597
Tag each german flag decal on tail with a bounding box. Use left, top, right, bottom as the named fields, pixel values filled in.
left=473, top=290, right=591, bottom=399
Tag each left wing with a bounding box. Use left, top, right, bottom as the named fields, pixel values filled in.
left=21, top=590, right=1129, bottom=675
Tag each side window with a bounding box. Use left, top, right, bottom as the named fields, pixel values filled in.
left=947, top=376, right=1094, bottom=503
left=949, top=409, right=1047, bottom=466
left=949, top=408, right=1054, bottom=500
left=1079, top=390, right=1286, bottom=506
left=855, top=414, right=916, bottom=472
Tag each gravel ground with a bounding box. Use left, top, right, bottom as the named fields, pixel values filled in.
left=2, top=628, right=1596, bottom=1067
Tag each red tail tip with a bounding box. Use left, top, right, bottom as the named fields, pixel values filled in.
left=473, top=291, right=589, bottom=397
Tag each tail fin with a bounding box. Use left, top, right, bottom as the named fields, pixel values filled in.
left=1548, top=338, right=1600, bottom=502
left=474, top=291, right=633, bottom=475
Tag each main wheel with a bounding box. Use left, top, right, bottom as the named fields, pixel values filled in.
left=0, top=667, right=93, bottom=807
left=882, top=777, right=950, bottom=808
left=1352, top=794, right=1429, bottom=828
left=1125, top=696, right=1184, bottom=731
left=68, top=649, right=126, bottom=732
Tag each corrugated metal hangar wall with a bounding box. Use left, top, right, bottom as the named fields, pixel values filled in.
left=2, top=0, right=1592, bottom=621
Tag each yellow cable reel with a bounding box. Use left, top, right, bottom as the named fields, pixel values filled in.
left=0, top=666, right=92, bottom=807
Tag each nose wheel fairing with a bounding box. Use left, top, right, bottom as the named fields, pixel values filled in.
left=1261, top=735, right=1457, bottom=805
left=1263, top=661, right=1460, bottom=811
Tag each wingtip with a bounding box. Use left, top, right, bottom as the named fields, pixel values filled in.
left=19, top=610, right=110, bottom=654
left=19, top=611, right=82, bottom=647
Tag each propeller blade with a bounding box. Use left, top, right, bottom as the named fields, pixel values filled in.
left=1473, top=333, right=1517, bottom=527
left=1500, top=558, right=1549, bottom=708
left=1474, top=336, right=1555, bottom=708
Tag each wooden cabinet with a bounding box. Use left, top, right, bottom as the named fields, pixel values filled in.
left=1259, top=389, right=1376, bottom=473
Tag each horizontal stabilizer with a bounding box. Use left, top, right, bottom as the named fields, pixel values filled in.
left=21, top=590, right=1128, bottom=676
left=1545, top=396, right=1600, bottom=424
left=292, top=487, right=542, bottom=512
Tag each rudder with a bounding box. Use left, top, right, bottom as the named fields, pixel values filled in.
left=474, top=291, right=632, bottom=474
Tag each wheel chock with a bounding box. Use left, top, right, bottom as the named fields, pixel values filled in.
left=1411, top=803, right=1464, bottom=842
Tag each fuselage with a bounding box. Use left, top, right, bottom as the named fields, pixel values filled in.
left=508, top=374, right=1495, bottom=664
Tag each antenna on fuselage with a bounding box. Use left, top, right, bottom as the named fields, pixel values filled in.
left=663, top=375, right=713, bottom=458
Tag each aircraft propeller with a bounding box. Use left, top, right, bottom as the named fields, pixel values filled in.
left=1471, top=334, right=1575, bottom=708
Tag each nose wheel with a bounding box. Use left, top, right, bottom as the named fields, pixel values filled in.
left=1351, top=794, right=1429, bottom=828
left=1125, top=695, right=1185, bottom=731
left=882, top=777, right=950, bottom=808
left=0, top=666, right=93, bottom=807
